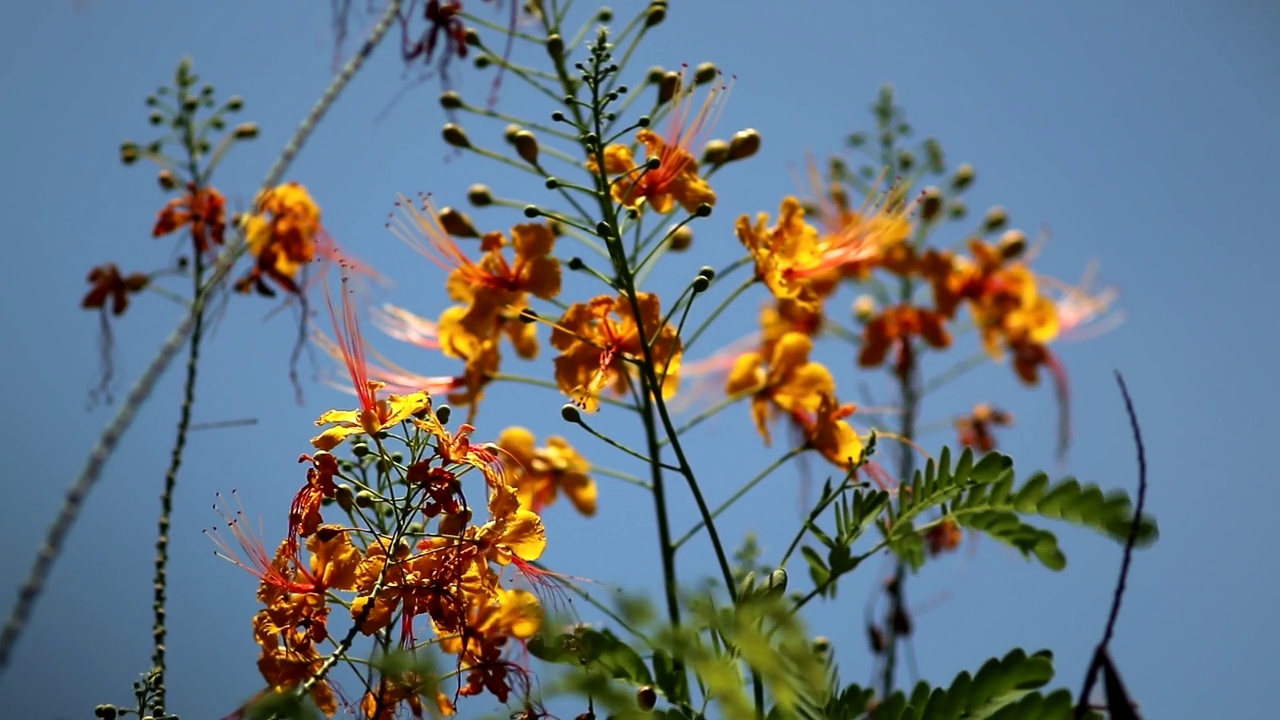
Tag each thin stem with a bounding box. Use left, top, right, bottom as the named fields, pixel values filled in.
left=684, top=277, right=754, bottom=353
left=151, top=99, right=210, bottom=712
left=0, top=0, right=401, bottom=675
left=592, top=465, right=652, bottom=490
left=673, top=448, right=802, bottom=549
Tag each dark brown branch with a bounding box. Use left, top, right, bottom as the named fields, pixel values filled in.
left=1075, top=371, right=1148, bottom=718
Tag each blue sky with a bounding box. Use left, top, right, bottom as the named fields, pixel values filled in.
left=1, top=1, right=1277, bottom=718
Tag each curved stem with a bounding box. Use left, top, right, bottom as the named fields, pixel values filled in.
left=674, top=448, right=802, bottom=549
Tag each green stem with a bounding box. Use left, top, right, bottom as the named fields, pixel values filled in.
left=684, top=277, right=754, bottom=352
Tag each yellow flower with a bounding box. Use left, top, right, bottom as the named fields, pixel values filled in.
left=497, top=427, right=597, bottom=516
left=389, top=195, right=560, bottom=360
left=590, top=66, right=726, bottom=214
left=309, top=272, right=431, bottom=451
left=725, top=332, right=835, bottom=445
left=551, top=292, right=682, bottom=411
left=235, top=182, right=324, bottom=296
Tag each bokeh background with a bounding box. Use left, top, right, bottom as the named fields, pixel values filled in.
left=2, top=1, right=1277, bottom=718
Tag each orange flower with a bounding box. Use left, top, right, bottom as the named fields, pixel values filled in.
left=793, top=392, right=865, bottom=472
left=725, top=332, right=835, bottom=445
left=591, top=65, right=726, bottom=214
left=152, top=183, right=227, bottom=253
left=389, top=195, right=561, bottom=360
left=954, top=402, right=1013, bottom=453
left=310, top=274, right=431, bottom=451
left=925, top=518, right=964, bottom=556
left=236, top=182, right=324, bottom=296
left=81, top=263, right=148, bottom=316
left=550, top=292, right=682, bottom=411
left=254, top=624, right=340, bottom=717
left=497, top=427, right=597, bottom=516
left=858, top=304, right=952, bottom=373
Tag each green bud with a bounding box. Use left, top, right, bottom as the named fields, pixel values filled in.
left=335, top=484, right=355, bottom=513
left=355, top=490, right=376, bottom=509
left=119, top=142, right=141, bottom=165
left=952, top=162, right=975, bottom=191
left=467, top=184, right=493, bottom=207
left=442, top=123, right=471, bottom=149
left=701, top=139, right=729, bottom=166
left=436, top=405, right=451, bottom=425
left=440, top=90, right=463, bottom=109
left=439, top=207, right=479, bottom=238
left=692, top=275, right=710, bottom=293
left=693, top=61, right=718, bottom=85
left=645, top=0, right=667, bottom=27
left=637, top=685, right=657, bottom=711
left=352, top=442, right=371, bottom=458
left=646, top=66, right=666, bottom=84
left=233, top=122, right=258, bottom=139
left=546, top=34, right=564, bottom=59
left=657, top=71, right=680, bottom=105
left=948, top=200, right=968, bottom=220
left=983, top=205, right=1008, bottom=233
left=727, top=129, right=761, bottom=162
left=669, top=225, right=693, bottom=251
left=919, top=186, right=943, bottom=223
left=513, top=129, right=539, bottom=165
left=561, top=404, right=582, bottom=423
left=226, top=95, right=244, bottom=111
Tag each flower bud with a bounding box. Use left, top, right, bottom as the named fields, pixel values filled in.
left=657, top=71, right=680, bottom=105
left=546, top=33, right=564, bottom=59
left=354, top=490, right=376, bottom=509
left=439, top=207, right=480, bottom=238
left=226, top=95, right=244, bottom=111
left=436, top=404, right=452, bottom=425
left=697, top=266, right=715, bottom=281
left=812, top=636, right=832, bottom=654
left=513, top=130, right=539, bottom=165
left=645, top=0, right=667, bottom=27
left=148, top=111, right=165, bottom=126
left=636, top=685, right=657, bottom=711
left=157, top=170, right=179, bottom=191
left=233, top=122, right=259, bottom=140
left=335, top=484, right=355, bottom=513
left=997, top=229, right=1026, bottom=259
left=669, top=225, right=693, bottom=251
left=919, top=186, right=943, bottom=223
left=561, top=404, right=582, bottom=423
left=736, top=571, right=757, bottom=599
left=693, top=61, right=718, bottom=85
left=464, top=28, right=481, bottom=47
left=119, top=142, right=141, bottom=165
left=764, top=568, right=788, bottom=596
left=701, top=139, right=729, bottom=167
left=983, top=205, right=1008, bottom=233
left=948, top=200, right=968, bottom=220
left=727, top=129, right=761, bottom=162
left=853, top=294, right=876, bottom=322
left=503, top=123, right=523, bottom=143
left=692, top=275, right=710, bottom=293
left=467, top=184, right=493, bottom=207
left=95, top=705, right=118, bottom=720
left=442, top=123, right=471, bottom=149
left=897, top=149, right=915, bottom=172
left=646, top=66, right=666, bottom=84
left=439, top=90, right=463, bottom=109
left=952, top=162, right=975, bottom=191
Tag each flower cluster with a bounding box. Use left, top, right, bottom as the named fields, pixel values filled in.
left=213, top=276, right=568, bottom=717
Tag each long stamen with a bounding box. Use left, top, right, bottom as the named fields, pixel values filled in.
left=388, top=193, right=482, bottom=280
left=323, top=267, right=376, bottom=413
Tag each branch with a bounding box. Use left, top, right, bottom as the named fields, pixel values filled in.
left=1075, top=371, right=1148, bottom=718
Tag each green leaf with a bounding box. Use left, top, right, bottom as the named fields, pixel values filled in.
left=652, top=649, right=689, bottom=705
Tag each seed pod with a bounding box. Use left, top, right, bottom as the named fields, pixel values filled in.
left=513, top=130, right=539, bottom=165
left=701, top=139, right=730, bottom=167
